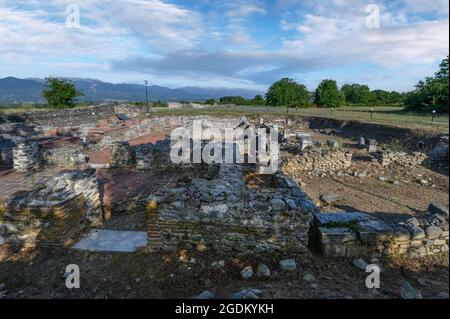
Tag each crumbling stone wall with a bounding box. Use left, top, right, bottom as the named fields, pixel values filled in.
left=375, top=150, right=427, bottom=167
left=309, top=203, right=449, bottom=259
left=109, top=141, right=136, bottom=168
left=13, top=140, right=41, bottom=172
left=426, top=136, right=449, bottom=169
left=135, top=140, right=174, bottom=171
left=0, top=138, right=14, bottom=169
left=281, top=147, right=353, bottom=177
left=0, top=169, right=102, bottom=246
left=147, top=164, right=317, bottom=254
left=41, top=143, right=88, bottom=167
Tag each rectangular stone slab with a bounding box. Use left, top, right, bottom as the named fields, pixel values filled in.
left=72, top=229, right=147, bottom=253
left=314, top=212, right=375, bottom=226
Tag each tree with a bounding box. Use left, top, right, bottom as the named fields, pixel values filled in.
left=314, top=79, right=344, bottom=108
left=42, top=78, right=83, bottom=109
left=252, top=95, right=265, bottom=105
left=341, top=84, right=371, bottom=105
left=405, top=56, right=449, bottom=113
left=265, top=78, right=310, bottom=107
left=219, top=96, right=246, bottom=105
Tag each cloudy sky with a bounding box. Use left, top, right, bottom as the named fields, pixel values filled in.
left=0, top=0, right=448, bottom=91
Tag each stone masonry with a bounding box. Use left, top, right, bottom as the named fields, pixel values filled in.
left=147, top=164, right=318, bottom=254
left=310, top=202, right=449, bottom=259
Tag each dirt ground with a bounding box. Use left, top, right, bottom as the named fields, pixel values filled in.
left=0, top=244, right=448, bottom=299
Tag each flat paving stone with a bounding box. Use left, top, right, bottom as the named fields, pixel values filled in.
left=72, top=229, right=147, bottom=253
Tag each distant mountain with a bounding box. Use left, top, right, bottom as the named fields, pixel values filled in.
left=0, top=77, right=263, bottom=104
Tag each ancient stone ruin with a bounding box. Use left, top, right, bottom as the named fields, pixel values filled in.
left=0, top=104, right=448, bottom=263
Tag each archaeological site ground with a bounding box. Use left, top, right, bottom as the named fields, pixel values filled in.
left=0, top=104, right=448, bottom=300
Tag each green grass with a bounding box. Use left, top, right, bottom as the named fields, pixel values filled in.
left=150, top=105, right=449, bottom=132
left=2, top=103, right=448, bottom=133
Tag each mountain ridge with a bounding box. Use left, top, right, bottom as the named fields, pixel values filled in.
left=0, top=77, right=264, bottom=104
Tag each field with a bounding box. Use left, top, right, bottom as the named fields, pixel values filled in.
left=2, top=104, right=448, bottom=133
left=152, top=105, right=449, bottom=132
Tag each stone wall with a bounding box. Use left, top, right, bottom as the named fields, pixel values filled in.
left=0, top=104, right=116, bottom=128
left=0, top=169, right=103, bottom=246
left=0, top=138, right=14, bottom=169
left=426, top=136, right=449, bottom=169
left=41, top=142, right=88, bottom=167
left=135, top=140, right=174, bottom=171
left=13, top=140, right=41, bottom=172
left=375, top=150, right=428, bottom=167
left=281, top=147, right=353, bottom=177
left=146, top=164, right=318, bottom=254
left=309, top=203, right=449, bottom=259
left=109, top=141, right=136, bottom=168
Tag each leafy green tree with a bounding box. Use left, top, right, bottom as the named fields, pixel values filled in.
left=265, top=78, right=310, bottom=107
left=341, top=84, right=371, bottom=105
left=252, top=95, right=265, bottom=105
left=219, top=96, right=246, bottom=105
left=42, top=77, right=83, bottom=109
left=314, top=79, right=344, bottom=108
left=205, top=99, right=216, bottom=105
left=405, top=56, right=449, bottom=113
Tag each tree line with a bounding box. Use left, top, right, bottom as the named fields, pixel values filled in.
left=214, top=56, right=448, bottom=112
left=40, top=56, right=448, bottom=113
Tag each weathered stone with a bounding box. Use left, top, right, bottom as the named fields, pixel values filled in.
left=436, top=292, right=449, bottom=299
left=241, top=266, right=254, bottom=279
left=195, top=291, right=214, bottom=299
left=428, top=202, right=449, bottom=218
left=211, top=260, right=225, bottom=268
left=425, top=226, right=443, bottom=239
left=358, top=137, right=366, bottom=148
left=327, top=140, right=340, bottom=149
left=0, top=235, right=5, bottom=246
left=401, top=281, right=423, bottom=299
left=408, top=226, right=426, bottom=240
left=303, top=273, right=316, bottom=283
left=231, top=288, right=261, bottom=299
left=270, top=199, right=286, bottom=211
left=256, top=264, right=271, bottom=277
left=279, top=259, right=297, bottom=271
left=320, top=193, right=339, bottom=205
left=393, top=227, right=411, bottom=242
left=352, top=259, right=368, bottom=271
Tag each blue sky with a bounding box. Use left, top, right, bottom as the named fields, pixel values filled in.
left=0, top=0, right=448, bottom=92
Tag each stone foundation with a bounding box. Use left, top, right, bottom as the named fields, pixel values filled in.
left=310, top=203, right=449, bottom=259
left=282, top=147, right=353, bottom=176
left=0, top=138, right=14, bottom=169
left=375, top=150, right=427, bottom=167
left=13, top=140, right=41, bottom=172
left=147, top=164, right=317, bottom=254
left=41, top=141, right=87, bottom=167
left=110, top=141, right=136, bottom=168
left=0, top=169, right=102, bottom=246
left=135, top=140, right=173, bottom=171
left=427, top=136, right=449, bottom=169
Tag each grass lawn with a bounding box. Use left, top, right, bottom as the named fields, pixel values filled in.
left=1, top=104, right=448, bottom=133
left=150, top=105, right=449, bottom=132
